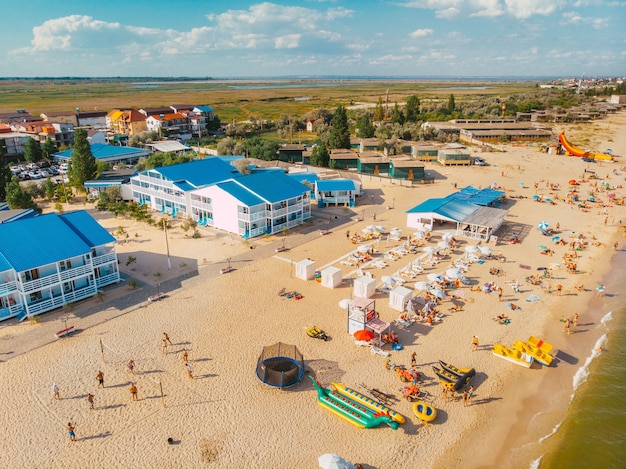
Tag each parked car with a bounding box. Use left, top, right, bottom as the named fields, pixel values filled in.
left=39, top=170, right=50, bottom=178
left=473, top=157, right=488, bottom=166
left=28, top=170, right=42, bottom=179
left=26, top=163, right=39, bottom=170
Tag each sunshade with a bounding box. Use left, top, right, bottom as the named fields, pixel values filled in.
left=357, top=244, right=370, bottom=253
left=338, top=299, right=351, bottom=309
left=318, top=453, right=355, bottom=469
left=446, top=268, right=462, bottom=279
left=423, top=246, right=438, bottom=254
left=375, top=225, right=387, bottom=233
left=427, top=273, right=443, bottom=282
left=478, top=246, right=492, bottom=255
left=442, top=232, right=456, bottom=241
left=353, top=330, right=375, bottom=341
left=437, top=241, right=450, bottom=249
left=429, top=289, right=446, bottom=299
left=414, top=281, right=431, bottom=291
left=538, top=221, right=549, bottom=230
left=381, top=276, right=396, bottom=286
left=465, top=245, right=479, bottom=253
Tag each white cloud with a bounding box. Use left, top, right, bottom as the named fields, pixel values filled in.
left=30, top=15, right=121, bottom=51
left=398, top=0, right=568, bottom=19
left=504, top=0, right=563, bottom=19
left=275, top=34, right=301, bottom=49
left=561, top=11, right=609, bottom=29
left=410, top=28, right=434, bottom=38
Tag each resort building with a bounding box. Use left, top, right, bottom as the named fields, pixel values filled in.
left=53, top=143, right=150, bottom=166
left=0, top=211, right=120, bottom=322
left=314, top=179, right=358, bottom=208
left=129, top=158, right=312, bottom=239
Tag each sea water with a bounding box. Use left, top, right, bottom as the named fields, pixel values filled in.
left=538, top=249, right=626, bottom=469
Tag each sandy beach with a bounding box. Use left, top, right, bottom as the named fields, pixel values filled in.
left=1, top=113, right=624, bottom=469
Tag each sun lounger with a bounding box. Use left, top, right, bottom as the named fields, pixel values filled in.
left=354, top=339, right=371, bottom=347
left=370, top=346, right=390, bottom=357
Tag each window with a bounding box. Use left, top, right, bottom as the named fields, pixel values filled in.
left=59, top=260, right=72, bottom=271
left=29, top=291, right=43, bottom=302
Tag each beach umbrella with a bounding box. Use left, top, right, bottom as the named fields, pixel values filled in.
left=552, top=236, right=560, bottom=242
left=538, top=221, right=549, bottom=230
left=423, top=246, right=438, bottom=254
left=361, top=227, right=373, bottom=234
left=338, top=299, right=351, bottom=310
left=357, top=244, right=370, bottom=253
left=478, top=246, right=492, bottom=256
left=381, top=276, right=396, bottom=287
left=429, top=289, right=447, bottom=299
left=427, top=273, right=443, bottom=282
left=464, top=245, right=479, bottom=253
left=446, top=268, right=462, bottom=279
left=537, top=245, right=547, bottom=250
left=375, top=225, right=387, bottom=233
left=353, top=330, right=375, bottom=342
left=442, top=232, right=456, bottom=241
left=568, top=179, right=577, bottom=185
left=414, top=281, right=431, bottom=291
left=437, top=241, right=450, bottom=249
left=318, top=454, right=356, bottom=469
left=413, top=231, right=426, bottom=239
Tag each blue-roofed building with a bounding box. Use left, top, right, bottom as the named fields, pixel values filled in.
left=130, top=158, right=311, bottom=238
left=0, top=211, right=119, bottom=321
left=53, top=143, right=150, bottom=165
left=406, top=191, right=507, bottom=241
left=314, top=179, right=357, bottom=207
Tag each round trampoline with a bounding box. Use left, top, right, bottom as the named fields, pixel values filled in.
left=256, top=342, right=305, bottom=389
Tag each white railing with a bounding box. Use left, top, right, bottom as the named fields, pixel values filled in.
left=59, top=264, right=92, bottom=281
left=93, top=252, right=116, bottom=266
left=96, top=273, right=119, bottom=288
left=249, top=227, right=266, bottom=238
left=270, top=207, right=288, bottom=217
left=287, top=204, right=302, bottom=213
left=0, top=280, right=18, bottom=294
left=191, top=201, right=213, bottom=212
left=287, top=219, right=302, bottom=229
left=20, top=274, right=58, bottom=292
left=26, top=296, right=65, bottom=315
left=63, top=285, right=97, bottom=303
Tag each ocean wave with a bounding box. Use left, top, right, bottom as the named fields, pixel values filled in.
left=600, top=310, right=613, bottom=326
left=539, top=422, right=562, bottom=443
left=529, top=456, right=542, bottom=469
left=571, top=334, right=608, bottom=396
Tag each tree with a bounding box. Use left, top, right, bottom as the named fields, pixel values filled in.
left=310, top=143, right=330, bottom=167
left=373, top=96, right=385, bottom=122
left=5, top=176, right=38, bottom=211
left=41, top=137, right=56, bottom=160
left=356, top=114, right=375, bottom=138
left=24, top=137, right=42, bottom=163
left=448, top=94, right=456, bottom=114
left=391, top=103, right=405, bottom=125
left=405, top=95, right=421, bottom=122
left=328, top=105, right=350, bottom=149
left=68, top=128, right=97, bottom=192
left=0, top=144, right=11, bottom=201
left=216, top=136, right=245, bottom=156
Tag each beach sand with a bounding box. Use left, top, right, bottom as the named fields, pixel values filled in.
left=0, top=113, right=624, bottom=469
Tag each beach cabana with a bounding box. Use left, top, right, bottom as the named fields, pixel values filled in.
left=389, top=286, right=412, bottom=312
left=320, top=267, right=342, bottom=289
left=353, top=276, right=376, bottom=298
left=296, top=259, right=316, bottom=280
left=255, top=342, right=305, bottom=389
left=366, top=317, right=391, bottom=345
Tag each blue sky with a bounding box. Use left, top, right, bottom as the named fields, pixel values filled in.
left=1, top=0, right=624, bottom=77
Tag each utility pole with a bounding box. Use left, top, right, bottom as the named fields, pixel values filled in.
left=164, top=222, right=171, bottom=270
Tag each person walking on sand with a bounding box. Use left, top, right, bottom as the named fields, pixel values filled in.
left=129, top=383, right=138, bottom=401
left=471, top=335, right=479, bottom=351
left=497, top=287, right=503, bottom=302
left=596, top=285, right=605, bottom=297
left=67, top=422, right=76, bottom=442
left=163, top=332, right=173, bottom=345
left=410, top=352, right=417, bottom=367
left=161, top=338, right=168, bottom=355
left=186, top=363, right=194, bottom=379
left=462, top=390, right=469, bottom=407
left=96, top=370, right=104, bottom=388
left=563, top=318, right=571, bottom=335
left=467, top=386, right=474, bottom=405
left=556, top=284, right=563, bottom=296
left=573, top=313, right=579, bottom=328
left=87, top=393, right=95, bottom=410
left=127, top=359, right=135, bottom=375
left=441, top=387, right=448, bottom=403
left=52, top=382, right=60, bottom=401
left=181, top=348, right=189, bottom=364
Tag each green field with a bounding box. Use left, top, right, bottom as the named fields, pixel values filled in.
left=0, top=78, right=537, bottom=122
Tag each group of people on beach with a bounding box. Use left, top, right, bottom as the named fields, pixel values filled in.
left=52, top=332, right=195, bottom=442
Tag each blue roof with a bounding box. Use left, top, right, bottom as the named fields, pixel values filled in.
left=217, top=181, right=264, bottom=207
left=155, top=158, right=240, bottom=189
left=407, top=198, right=479, bottom=222
left=55, top=144, right=148, bottom=161
left=240, top=171, right=310, bottom=203
left=195, top=105, right=214, bottom=112
left=0, top=213, right=91, bottom=272
left=288, top=173, right=318, bottom=185
left=316, top=179, right=355, bottom=191
left=59, top=211, right=116, bottom=247
left=0, top=252, right=12, bottom=273
left=449, top=186, right=504, bottom=206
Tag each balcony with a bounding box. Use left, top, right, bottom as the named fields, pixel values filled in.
left=59, top=264, right=92, bottom=282
left=93, top=252, right=117, bottom=266
left=96, top=273, right=119, bottom=288
left=0, top=280, right=18, bottom=295
left=0, top=303, right=23, bottom=321
left=20, top=274, right=59, bottom=293
left=26, top=295, right=65, bottom=316
left=63, top=285, right=97, bottom=304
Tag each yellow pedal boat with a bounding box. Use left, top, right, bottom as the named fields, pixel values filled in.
left=527, top=336, right=554, bottom=355
left=513, top=340, right=553, bottom=367
left=492, top=344, right=533, bottom=368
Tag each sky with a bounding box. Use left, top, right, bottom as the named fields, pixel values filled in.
left=1, top=0, right=624, bottom=78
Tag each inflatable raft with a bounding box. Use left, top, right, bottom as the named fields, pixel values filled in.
left=412, top=401, right=437, bottom=423
left=432, top=364, right=475, bottom=391
left=309, top=376, right=403, bottom=429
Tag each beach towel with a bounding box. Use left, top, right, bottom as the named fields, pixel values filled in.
left=526, top=295, right=541, bottom=302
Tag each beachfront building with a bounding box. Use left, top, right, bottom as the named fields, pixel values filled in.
left=411, top=142, right=440, bottom=162
left=358, top=151, right=389, bottom=175
left=129, top=158, right=312, bottom=238
left=329, top=149, right=359, bottom=170
left=277, top=144, right=305, bottom=163
left=406, top=186, right=507, bottom=241
left=0, top=211, right=120, bottom=322
left=388, top=158, right=425, bottom=180
left=437, top=147, right=472, bottom=166
left=314, top=179, right=357, bottom=207
left=53, top=143, right=150, bottom=166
